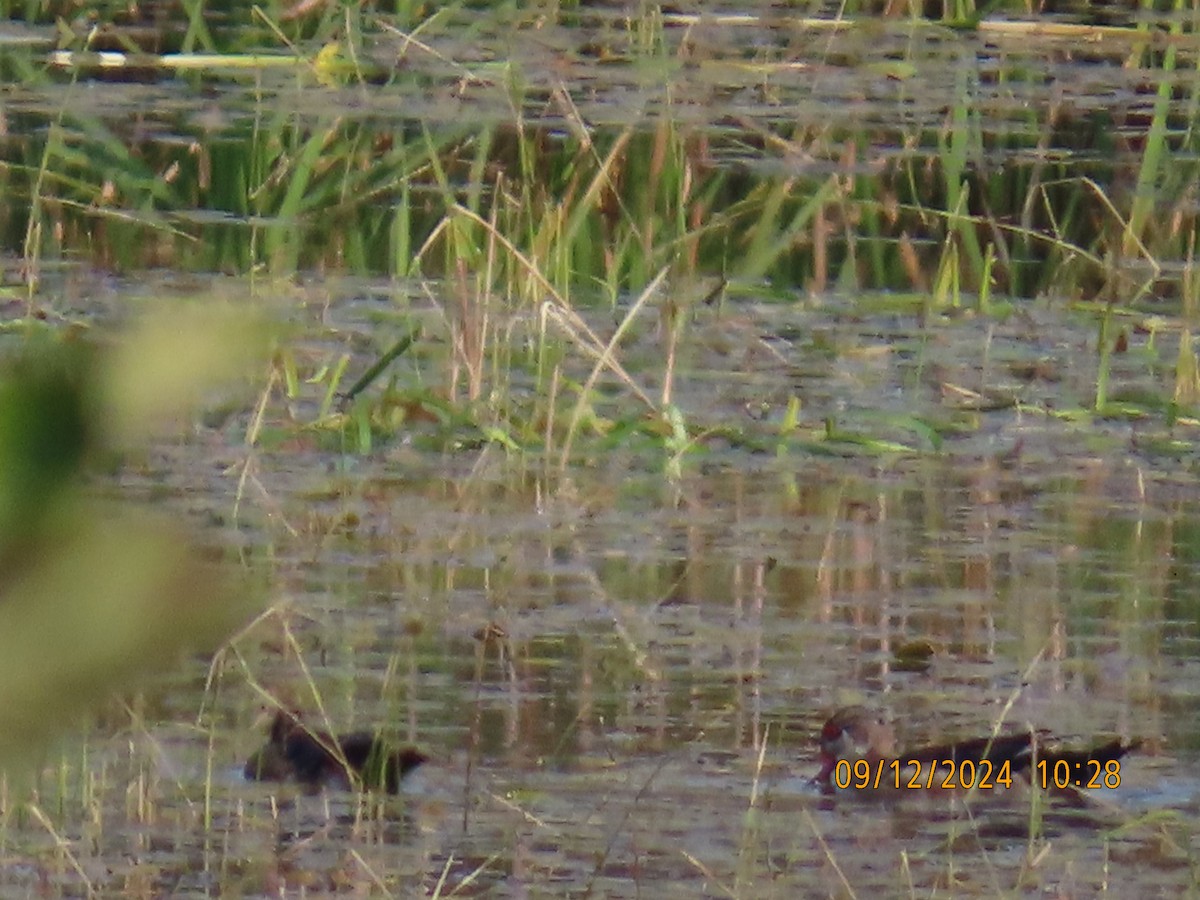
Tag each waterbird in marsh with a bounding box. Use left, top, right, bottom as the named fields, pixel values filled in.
left=816, top=705, right=1139, bottom=801
left=244, top=708, right=427, bottom=793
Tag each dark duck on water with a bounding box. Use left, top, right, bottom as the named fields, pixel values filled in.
left=244, top=708, right=428, bottom=793
left=816, top=705, right=1140, bottom=800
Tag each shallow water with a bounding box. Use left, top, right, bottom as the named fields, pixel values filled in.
left=2, top=2, right=1200, bottom=893
left=3, top=280, right=1197, bottom=896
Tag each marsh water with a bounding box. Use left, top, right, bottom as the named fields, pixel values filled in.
left=4, top=6, right=1200, bottom=899
left=1, top=279, right=1192, bottom=897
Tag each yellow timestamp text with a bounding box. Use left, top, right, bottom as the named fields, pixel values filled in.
left=832, top=758, right=1014, bottom=791
left=1035, top=758, right=1123, bottom=790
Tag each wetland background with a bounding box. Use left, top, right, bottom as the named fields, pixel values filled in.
left=1, top=0, right=1200, bottom=896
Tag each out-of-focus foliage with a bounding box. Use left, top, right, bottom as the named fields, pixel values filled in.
left=0, top=307, right=270, bottom=770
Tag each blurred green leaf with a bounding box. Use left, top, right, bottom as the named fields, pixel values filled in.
left=0, top=510, right=248, bottom=768
left=0, top=307, right=270, bottom=769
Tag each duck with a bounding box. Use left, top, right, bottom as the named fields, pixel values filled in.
left=244, top=708, right=428, bottom=793
left=815, top=705, right=1139, bottom=799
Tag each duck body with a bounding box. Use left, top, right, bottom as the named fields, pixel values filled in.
left=816, top=705, right=1139, bottom=799
left=244, top=709, right=428, bottom=793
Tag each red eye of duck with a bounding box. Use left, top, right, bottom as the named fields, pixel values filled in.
left=821, top=720, right=844, bottom=741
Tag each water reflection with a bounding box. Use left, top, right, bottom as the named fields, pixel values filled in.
left=4, top=292, right=1197, bottom=896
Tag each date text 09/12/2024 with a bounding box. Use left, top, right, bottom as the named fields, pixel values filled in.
left=831, top=757, right=1125, bottom=791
